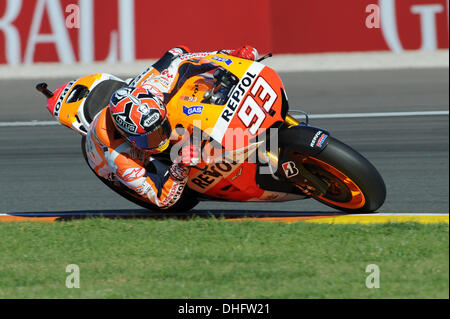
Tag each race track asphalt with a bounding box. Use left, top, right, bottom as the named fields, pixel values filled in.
left=0, top=68, right=448, bottom=215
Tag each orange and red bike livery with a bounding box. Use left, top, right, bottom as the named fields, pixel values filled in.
left=37, top=46, right=386, bottom=213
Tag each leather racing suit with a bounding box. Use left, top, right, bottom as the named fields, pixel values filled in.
left=84, top=46, right=257, bottom=209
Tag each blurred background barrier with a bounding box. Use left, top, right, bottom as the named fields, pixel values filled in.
left=0, top=0, right=449, bottom=65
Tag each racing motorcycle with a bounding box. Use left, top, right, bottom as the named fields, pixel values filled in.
left=36, top=52, right=386, bottom=213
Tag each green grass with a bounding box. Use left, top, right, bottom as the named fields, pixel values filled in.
left=0, top=218, right=448, bottom=298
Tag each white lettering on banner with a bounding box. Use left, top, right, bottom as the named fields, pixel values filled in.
left=24, top=0, right=76, bottom=64
left=379, top=0, right=447, bottom=52
left=1, top=0, right=448, bottom=65
left=79, top=0, right=135, bottom=63
left=411, top=4, right=444, bottom=51
left=79, top=0, right=94, bottom=63
left=1, top=0, right=136, bottom=64
left=0, top=0, right=22, bottom=65
left=106, top=31, right=119, bottom=62
left=119, top=0, right=135, bottom=62
left=379, top=0, right=403, bottom=52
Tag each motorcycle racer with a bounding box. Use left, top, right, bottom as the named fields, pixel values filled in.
left=84, top=45, right=258, bottom=209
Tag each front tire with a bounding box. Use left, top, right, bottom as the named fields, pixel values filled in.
left=296, top=137, right=386, bottom=213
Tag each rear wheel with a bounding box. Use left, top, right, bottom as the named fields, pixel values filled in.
left=294, top=137, right=386, bottom=213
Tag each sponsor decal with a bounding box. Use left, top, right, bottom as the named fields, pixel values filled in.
left=282, top=161, right=299, bottom=178
left=161, top=69, right=174, bottom=79
left=316, top=133, right=328, bottom=148
left=180, top=95, right=198, bottom=102
left=122, top=167, right=145, bottom=182
left=160, top=182, right=186, bottom=207
left=142, top=112, right=160, bottom=127
left=211, top=56, right=233, bottom=65
left=231, top=166, right=243, bottom=181
left=54, top=80, right=75, bottom=117
left=115, top=114, right=137, bottom=133
left=183, top=105, right=204, bottom=116
left=220, top=71, right=257, bottom=122
left=179, top=52, right=210, bottom=61
left=169, top=48, right=184, bottom=56
left=191, top=161, right=236, bottom=189
left=159, top=77, right=170, bottom=87
left=310, top=130, right=323, bottom=148
left=210, top=63, right=264, bottom=144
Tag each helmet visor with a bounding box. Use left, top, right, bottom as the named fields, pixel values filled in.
left=126, top=119, right=172, bottom=150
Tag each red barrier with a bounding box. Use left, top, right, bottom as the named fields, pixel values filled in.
left=0, top=0, right=448, bottom=65
left=272, top=0, right=449, bottom=53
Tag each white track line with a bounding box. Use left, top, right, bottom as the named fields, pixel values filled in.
left=293, top=110, right=449, bottom=119
left=0, top=110, right=448, bottom=127
left=0, top=120, right=59, bottom=127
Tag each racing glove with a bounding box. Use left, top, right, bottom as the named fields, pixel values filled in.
left=229, top=45, right=259, bottom=61
left=169, top=144, right=201, bottom=181
left=177, top=144, right=201, bottom=167
left=169, top=45, right=191, bottom=57
left=169, top=163, right=190, bottom=181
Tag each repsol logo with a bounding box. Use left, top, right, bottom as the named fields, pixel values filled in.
left=310, top=131, right=323, bottom=148
left=162, top=182, right=185, bottom=207
left=54, top=80, right=75, bottom=117
left=191, top=162, right=236, bottom=189
left=221, top=71, right=256, bottom=123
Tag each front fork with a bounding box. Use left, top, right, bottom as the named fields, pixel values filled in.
left=284, top=114, right=300, bottom=127
left=263, top=114, right=299, bottom=165
left=264, top=114, right=330, bottom=197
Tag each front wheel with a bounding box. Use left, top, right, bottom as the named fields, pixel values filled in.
left=295, top=137, right=386, bottom=213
